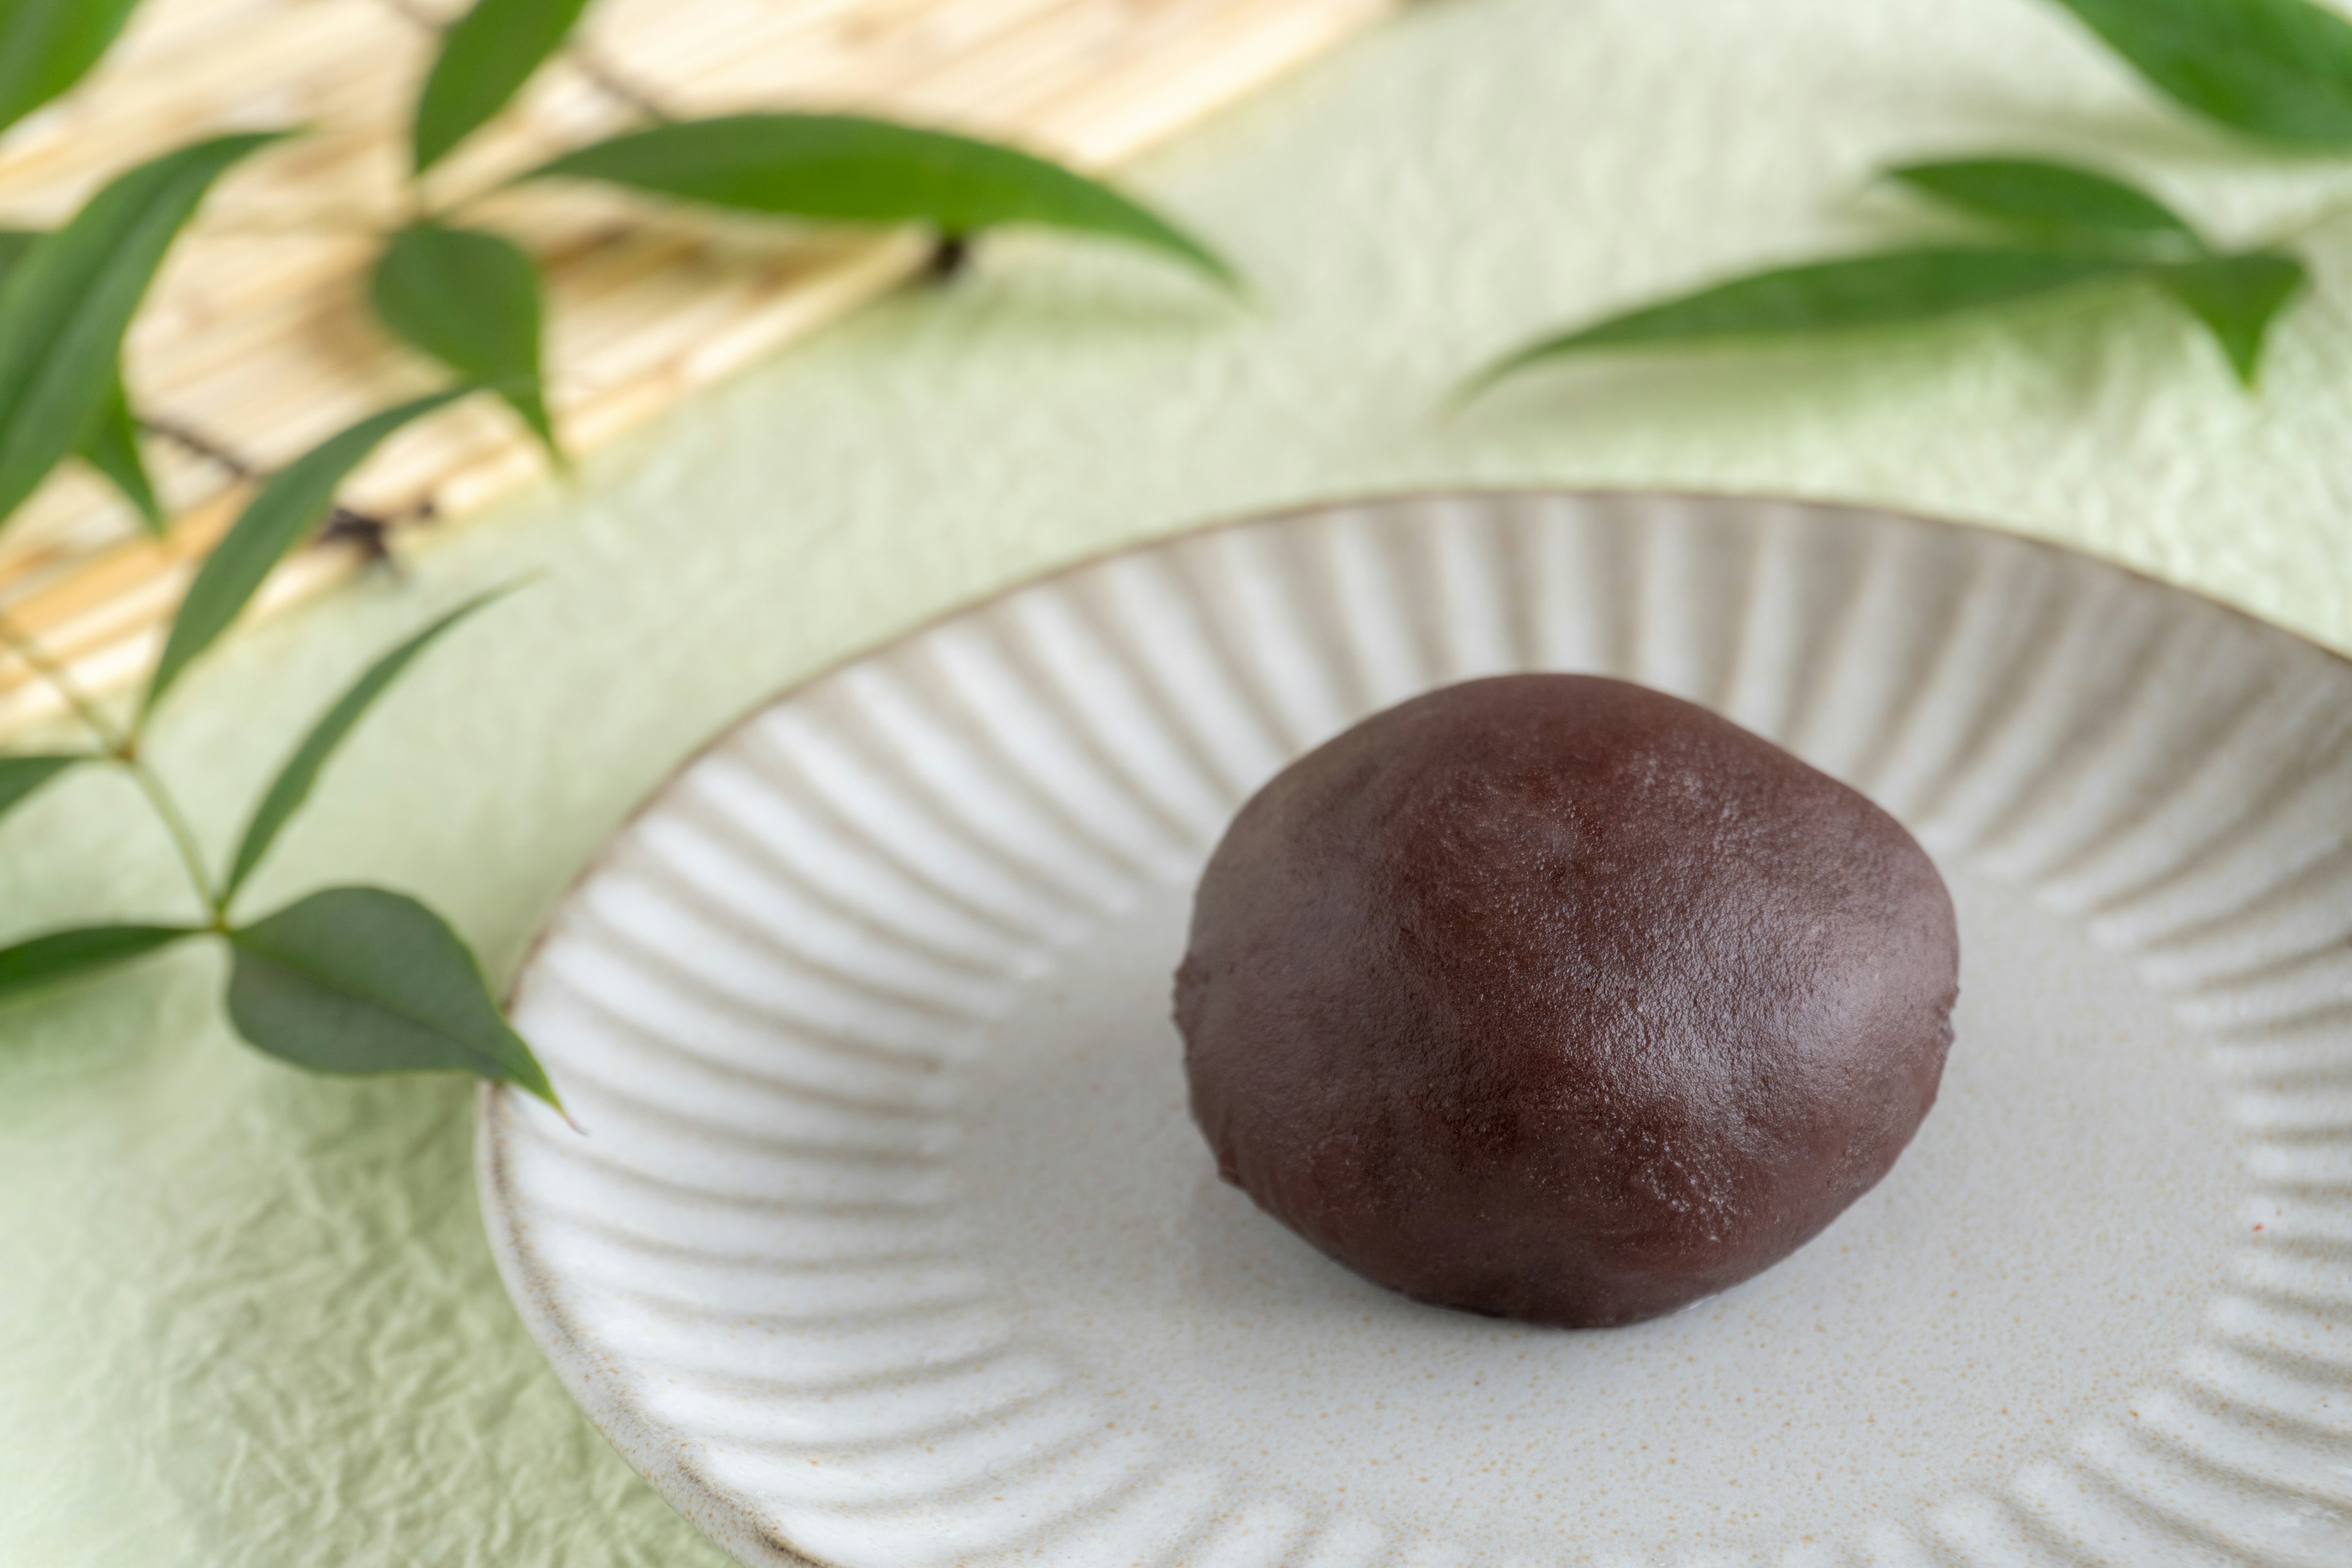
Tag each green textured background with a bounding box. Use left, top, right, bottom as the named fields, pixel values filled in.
left=7, top=0, right=2352, bottom=1561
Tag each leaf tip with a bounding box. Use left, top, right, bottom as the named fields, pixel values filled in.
left=1448, top=343, right=1552, bottom=412
left=1438, top=375, right=1491, bottom=420
left=1194, top=249, right=1249, bottom=299
left=522, top=406, right=571, bottom=473
left=513, top=1055, right=573, bottom=1125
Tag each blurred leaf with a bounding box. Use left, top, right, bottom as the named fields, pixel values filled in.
left=2153, top=251, right=2308, bottom=382
left=226, top=886, right=558, bottom=1104
left=1888, top=157, right=2206, bottom=254
left=225, top=587, right=513, bottom=903
left=1, top=227, right=165, bottom=531
left=371, top=224, right=559, bottom=461
left=1468, top=248, right=2141, bottom=393
left=0, top=0, right=145, bottom=138
left=0, top=133, right=281, bottom=533
left=0, top=922, right=197, bottom=1003
left=2047, top=0, right=2352, bottom=146
left=412, top=0, right=594, bottom=175
left=0, top=753, right=83, bottom=821
left=527, top=113, right=1237, bottom=287
left=76, top=374, right=164, bottom=532
left=143, top=388, right=467, bottom=715
left=0, top=226, right=165, bottom=529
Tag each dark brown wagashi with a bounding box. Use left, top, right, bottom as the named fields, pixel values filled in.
left=1174, top=674, right=1958, bottom=1328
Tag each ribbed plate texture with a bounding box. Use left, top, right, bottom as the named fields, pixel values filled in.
left=481, top=492, right=2352, bottom=1567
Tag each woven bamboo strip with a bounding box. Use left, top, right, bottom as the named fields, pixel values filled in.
left=0, top=0, right=1398, bottom=731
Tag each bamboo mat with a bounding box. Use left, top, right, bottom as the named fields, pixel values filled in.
left=0, top=0, right=1399, bottom=732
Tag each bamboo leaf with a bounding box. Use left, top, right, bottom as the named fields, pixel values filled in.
left=0, top=133, right=281, bottom=533
left=0, top=922, right=197, bottom=1003
left=2153, top=251, right=2308, bottom=383
left=2047, top=0, right=2352, bottom=146
left=1888, top=157, right=2206, bottom=254
left=0, top=232, right=166, bottom=532
left=371, top=224, right=559, bottom=461
left=412, top=0, right=594, bottom=175
left=526, top=113, right=1237, bottom=287
left=76, top=374, right=164, bottom=533
left=224, top=587, right=513, bottom=904
left=226, top=886, right=558, bottom=1105
left=1468, top=249, right=2144, bottom=393
left=0, top=753, right=83, bottom=821
left=144, top=388, right=467, bottom=715
left=0, top=0, right=146, bottom=137
left=0, top=228, right=161, bottom=529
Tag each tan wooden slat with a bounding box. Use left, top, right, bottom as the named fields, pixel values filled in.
left=0, top=0, right=1401, bottom=730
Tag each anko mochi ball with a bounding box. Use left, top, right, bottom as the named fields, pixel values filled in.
left=1174, top=674, right=1959, bottom=1327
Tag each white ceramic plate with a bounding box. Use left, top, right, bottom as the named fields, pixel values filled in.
left=479, top=491, right=2352, bottom=1568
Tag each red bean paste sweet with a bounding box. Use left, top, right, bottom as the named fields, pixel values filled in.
left=1175, top=674, right=1959, bottom=1327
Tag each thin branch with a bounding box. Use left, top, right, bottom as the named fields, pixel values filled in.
left=569, top=43, right=677, bottom=124
left=126, top=757, right=222, bottom=920
left=0, top=614, right=125, bottom=753
left=318, top=493, right=439, bottom=575
left=927, top=233, right=974, bottom=282
left=140, top=413, right=434, bottom=568
left=140, top=415, right=260, bottom=484
left=0, top=613, right=218, bottom=918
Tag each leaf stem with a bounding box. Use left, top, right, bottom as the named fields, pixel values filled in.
left=927, top=233, right=974, bottom=282
left=0, top=614, right=219, bottom=919
left=126, top=755, right=222, bottom=920
left=0, top=613, right=124, bottom=752
left=139, top=414, right=262, bottom=483
left=568, top=43, right=676, bottom=125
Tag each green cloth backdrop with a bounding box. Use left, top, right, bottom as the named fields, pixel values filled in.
left=6, top=0, right=2350, bottom=1561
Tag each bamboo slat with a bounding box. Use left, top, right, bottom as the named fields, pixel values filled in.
left=0, top=0, right=1398, bottom=731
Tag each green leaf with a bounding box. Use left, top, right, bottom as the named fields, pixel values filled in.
left=226, top=886, right=557, bottom=1104
left=0, top=0, right=146, bottom=138
left=0, top=922, right=197, bottom=1003
left=1888, top=157, right=2206, bottom=255
left=0, top=229, right=164, bottom=530
left=370, top=224, right=559, bottom=461
left=2153, top=251, right=2308, bottom=383
left=2048, top=0, right=2352, bottom=146
left=1467, top=248, right=2144, bottom=394
left=0, top=133, right=281, bottom=533
left=526, top=113, right=1237, bottom=288
left=412, top=0, right=594, bottom=175
left=0, top=241, right=168, bottom=533
left=224, top=587, right=512, bottom=904
left=75, top=374, right=164, bottom=533
left=0, top=753, right=83, bottom=820
left=143, top=387, right=467, bottom=715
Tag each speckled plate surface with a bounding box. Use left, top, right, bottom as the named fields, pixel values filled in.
left=478, top=491, right=2352, bottom=1568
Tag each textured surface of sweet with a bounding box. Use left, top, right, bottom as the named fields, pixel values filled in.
left=1179, top=674, right=1959, bottom=1325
